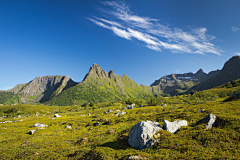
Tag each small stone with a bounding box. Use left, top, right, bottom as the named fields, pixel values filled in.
left=33, top=123, right=47, bottom=128
left=107, top=128, right=115, bottom=134
left=65, top=125, right=72, bottom=129
left=54, top=114, right=61, bottom=118
left=77, top=138, right=88, bottom=145
left=93, top=122, right=100, bottom=127
left=29, top=130, right=36, bottom=135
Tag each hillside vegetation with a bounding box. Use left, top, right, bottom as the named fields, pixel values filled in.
left=46, top=64, right=153, bottom=106
left=0, top=83, right=239, bottom=159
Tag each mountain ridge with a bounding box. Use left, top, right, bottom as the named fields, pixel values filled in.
left=3, top=55, right=240, bottom=105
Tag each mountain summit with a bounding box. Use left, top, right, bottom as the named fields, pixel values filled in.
left=10, top=75, right=77, bottom=103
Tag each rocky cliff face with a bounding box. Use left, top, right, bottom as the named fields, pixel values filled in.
left=10, top=75, right=77, bottom=103
left=150, top=68, right=220, bottom=95
left=191, top=56, right=240, bottom=91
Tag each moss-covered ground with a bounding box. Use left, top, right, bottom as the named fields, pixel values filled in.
left=0, top=90, right=240, bottom=159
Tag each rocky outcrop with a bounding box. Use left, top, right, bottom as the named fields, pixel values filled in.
left=190, top=56, right=240, bottom=91
left=128, top=120, right=162, bottom=150
left=10, top=75, right=77, bottom=103
left=202, top=114, right=217, bottom=129
left=163, top=120, right=188, bottom=133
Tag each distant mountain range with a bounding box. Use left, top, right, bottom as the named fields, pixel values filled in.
left=1, top=56, right=240, bottom=106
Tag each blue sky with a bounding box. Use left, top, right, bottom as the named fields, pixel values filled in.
left=1, top=0, right=240, bottom=90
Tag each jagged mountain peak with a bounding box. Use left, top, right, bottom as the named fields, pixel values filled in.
left=195, top=69, right=205, bottom=75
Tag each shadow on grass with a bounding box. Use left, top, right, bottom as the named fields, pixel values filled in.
left=101, top=135, right=129, bottom=150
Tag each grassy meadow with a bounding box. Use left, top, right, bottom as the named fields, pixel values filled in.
left=0, top=86, right=240, bottom=159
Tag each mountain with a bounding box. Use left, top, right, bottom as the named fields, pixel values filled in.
left=46, top=64, right=153, bottom=106
left=3, top=56, right=240, bottom=105
left=189, top=56, right=240, bottom=91
left=150, top=68, right=220, bottom=95
left=10, top=75, right=77, bottom=104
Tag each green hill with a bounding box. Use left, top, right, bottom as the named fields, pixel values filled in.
left=46, top=64, right=153, bottom=106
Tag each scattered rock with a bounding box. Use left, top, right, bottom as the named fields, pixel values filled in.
left=118, top=111, right=126, bottom=117
left=88, top=113, right=91, bottom=116
left=29, top=130, right=36, bottom=135
left=128, top=155, right=146, bottom=160
left=162, top=104, right=167, bottom=106
left=163, top=120, right=188, bottom=133
left=128, top=120, right=162, bottom=150
left=198, top=109, right=205, bottom=113
left=107, top=109, right=112, bottom=113
left=54, top=114, right=61, bottom=118
left=107, top=128, right=115, bottom=134
left=17, top=115, right=21, bottom=118
left=77, top=138, right=88, bottom=145
left=65, top=125, right=72, bottom=129
left=93, top=122, right=100, bottom=127
left=33, top=123, right=47, bottom=128
left=126, top=104, right=135, bottom=109
left=202, top=114, right=217, bottom=129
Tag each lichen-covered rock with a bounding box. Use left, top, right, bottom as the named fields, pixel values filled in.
left=128, top=120, right=162, bottom=150
left=163, top=120, right=188, bottom=133
left=202, top=114, right=217, bottom=129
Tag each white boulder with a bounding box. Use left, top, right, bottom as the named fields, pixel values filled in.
left=163, top=120, right=188, bottom=133
left=128, top=120, right=162, bottom=150
left=202, top=114, right=217, bottom=129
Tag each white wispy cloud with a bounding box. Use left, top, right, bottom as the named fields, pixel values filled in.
left=231, top=26, right=239, bottom=32
left=89, top=1, right=221, bottom=55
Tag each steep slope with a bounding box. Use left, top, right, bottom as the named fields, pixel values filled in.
left=0, top=91, right=21, bottom=105
left=46, top=64, right=153, bottom=106
left=190, top=56, right=240, bottom=92
left=10, top=75, right=77, bottom=104
left=150, top=69, right=220, bottom=95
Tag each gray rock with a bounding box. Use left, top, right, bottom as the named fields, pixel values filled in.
left=88, top=113, right=91, bottom=116
left=162, top=104, right=167, bottom=106
left=29, top=130, right=36, bottom=135
left=107, top=109, right=112, bottom=113
left=54, top=114, right=61, bottom=118
left=126, top=103, right=135, bottom=109
left=93, top=122, right=100, bottom=126
left=202, top=114, right=217, bottom=129
left=163, top=120, right=188, bottom=133
left=65, top=125, right=72, bottom=129
left=118, top=111, right=126, bottom=117
left=128, top=120, right=162, bottom=150
left=33, top=123, right=46, bottom=128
